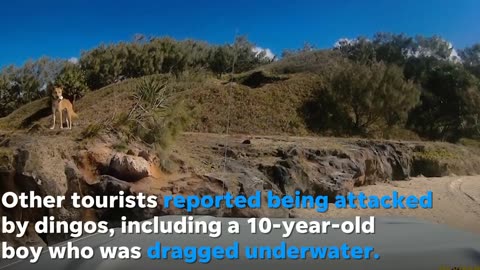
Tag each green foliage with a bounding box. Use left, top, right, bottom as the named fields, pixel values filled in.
left=131, top=77, right=170, bottom=115
left=334, top=37, right=377, bottom=64
left=146, top=99, right=191, bottom=150
left=333, top=61, right=420, bottom=132
left=372, top=33, right=414, bottom=65
left=0, top=57, right=66, bottom=117
left=407, top=63, right=480, bottom=142
left=126, top=77, right=192, bottom=150
left=81, top=123, right=104, bottom=139
left=113, top=141, right=129, bottom=152
left=111, top=111, right=130, bottom=128
left=460, top=43, right=480, bottom=79
left=232, top=36, right=273, bottom=73
left=307, top=61, right=420, bottom=135
left=334, top=33, right=455, bottom=65
left=208, top=45, right=235, bottom=76
left=0, top=75, right=17, bottom=117
left=461, top=44, right=480, bottom=66
left=3, top=32, right=480, bottom=144
left=413, top=35, right=454, bottom=60
left=54, top=63, right=89, bottom=100
left=79, top=35, right=271, bottom=89
left=331, top=32, right=480, bottom=141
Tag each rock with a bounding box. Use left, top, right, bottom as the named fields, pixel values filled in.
left=204, top=160, right=289, bottom=218
left=108, top=153, right=150, bottom=181
left=138, top=150, right=153, bottom=162
left=15, top=146, right=67, bottom=197
left=90, top=175, right=161, bottom=226
left=227, top=149, right=237, bottom=158
left=126, top=149, right=137, bottom=156
left=259, top=142, right=413, bottom=201
left=5, top=132, right=480, bottom=249
left=65, top=160, right=83, bottom=182
left=86, top=145, right=114, bottom=169
left=90, top=175, right=132, bottom=195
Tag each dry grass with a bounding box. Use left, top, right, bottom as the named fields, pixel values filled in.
left=0, top=147, right=14, bottom=171
left=2, top=70, right=480, bottom=147
left=412, top=142, right=480, bottom=176
left=415, top=147, right=459, bottom=161
left=0, top=71, right=326, bottom=138
left=0, top=78, right=137, bottom=137
left=185, top=73, right=324, bottom=135
left=0, top=97, right=50, bottom=130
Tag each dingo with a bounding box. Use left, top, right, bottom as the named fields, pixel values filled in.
left=50, top=87, right=78, bottom=129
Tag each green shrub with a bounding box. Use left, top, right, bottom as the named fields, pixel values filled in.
left=113, top=141, right=129, bottom=152
left=336, top=61, right=419, bottom=131
left=81, top=123, right=104, bottom=139
left=126, top=77, right=192, bottom=151
left=54, top=63, right=89, bottom=101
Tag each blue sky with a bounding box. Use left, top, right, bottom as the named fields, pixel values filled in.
left=1, top=0, right=479, bottom=68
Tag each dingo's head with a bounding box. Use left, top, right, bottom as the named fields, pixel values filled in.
left=53, top=87, right=63, bottom=99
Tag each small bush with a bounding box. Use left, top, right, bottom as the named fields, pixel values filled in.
left=81, top=123, right=104, bottom=139
left=126, top=77, right=192, bottom=151
left=111, top=112, right=129, bottom=128
left=113, top=141, right=129, bottom=152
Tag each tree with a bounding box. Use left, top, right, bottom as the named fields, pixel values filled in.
left=407, top=63, right=480, bottom=141
left=208, top=45, right=235, bottom=76
left=0, top=75, right=17, bottom=117
left=282, top=42, right=315, bottom=58
left=334, top=33, right=459, bottom=66
left=333, top=37, right=376, bottom=64
left=412, top=35, right=453, bottom=61
left=54, top=63, right=89, bottom=101
left=372, top=32, right=414, bottom=65
left=231, top=36, right=272, bottom=73
left=80, top=44, right=124, bottom=89
left=460, top=43, right=480, bottom=79
left=207, top=36, right=273, bottom=76
left=327, top=61, right=420, bottom=134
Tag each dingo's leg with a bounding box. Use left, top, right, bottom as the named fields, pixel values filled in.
left=50, top=110, right=56, bottom=129
left=64, top=110, right=70, bottom=129
left=59, top=109, right=63, bottom=129
left=68, top=110, right=73, bottom=129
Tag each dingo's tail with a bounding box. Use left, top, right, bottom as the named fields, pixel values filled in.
left=71, top=109, right=79, bottom=119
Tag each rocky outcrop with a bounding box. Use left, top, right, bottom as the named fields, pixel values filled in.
left=108, top=153, right=151, bottom=181
left=2, top=133, right=480, bottom=247
left=256, top=141, right=414, bottom=201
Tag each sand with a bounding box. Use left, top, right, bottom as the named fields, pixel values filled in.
left=297, top=175, right=480, bottom=234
